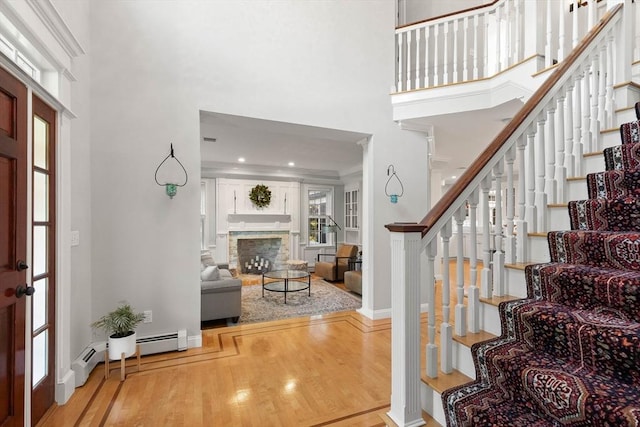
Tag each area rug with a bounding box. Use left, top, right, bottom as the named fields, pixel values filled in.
left=238, top=280, right=361, bottom=324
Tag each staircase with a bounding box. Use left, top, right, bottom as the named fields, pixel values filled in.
left=441, top=107, right=640, bottom=425
left=385, top=1, right=640, bottom=426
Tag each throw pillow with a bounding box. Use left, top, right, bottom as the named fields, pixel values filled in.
left=201, top=252, right=217, bottom=268
left=201, top=265, right=220, bottom=281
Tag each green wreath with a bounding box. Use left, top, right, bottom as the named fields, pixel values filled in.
left=249, top=184, right=272, bottom=208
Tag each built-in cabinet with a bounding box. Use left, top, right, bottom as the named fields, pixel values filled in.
left=345, top=189, right=358, bottom=229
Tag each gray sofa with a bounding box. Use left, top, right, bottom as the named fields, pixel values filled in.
left=201, top=252, right=242, bottom=323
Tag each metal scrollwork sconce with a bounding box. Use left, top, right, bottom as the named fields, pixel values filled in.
left=155, top=143, right=188, bottom=199
left=385, top=164, right=404, bottom=204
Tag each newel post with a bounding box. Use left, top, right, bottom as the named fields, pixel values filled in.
left=385, top=223, right=426, bottom=427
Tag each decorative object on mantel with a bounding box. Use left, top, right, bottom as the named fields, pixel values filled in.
left=249, top=184, right=272, bottom=208
left=154, top=143, right=188, bottom=199
left=385, top=164, right=404, bottom=204
left=284, top=193, right=287, bottom=214
left=322, top=215, right=342, bottom=253
left=233, top=190, right=237, bottom=214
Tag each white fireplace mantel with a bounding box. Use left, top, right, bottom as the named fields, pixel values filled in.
left=227, top=213, right=291, bottom=222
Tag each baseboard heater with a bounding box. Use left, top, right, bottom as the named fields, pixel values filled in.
left=71, top=329, right=188, bottom=387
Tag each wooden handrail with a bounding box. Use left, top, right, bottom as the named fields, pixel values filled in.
left=386, top=3, right=623, bottom=236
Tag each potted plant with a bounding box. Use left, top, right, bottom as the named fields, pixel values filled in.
left=91, top=301, right=145, bottom=360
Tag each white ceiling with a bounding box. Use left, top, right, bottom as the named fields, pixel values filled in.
left=200, top=111, right=370, bottom=182
left=200, top=98, right=523, bottom=184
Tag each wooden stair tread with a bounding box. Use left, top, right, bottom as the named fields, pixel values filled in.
left=600, top=127, right=618, bottom=134
left=480, top=294, right=520, bottom=306
left=567, top=176, right=586, bottom=181
left=505, top=262, right=534, bottom=270
left=584, top=151, right=604, bottom=157
left=528, top=232, right=547, bottom=237
left=453, top=330, right=496, bottom=347
left=548, top=203, right=568, bottom=208
left=422, top=369, right=473, bottom=394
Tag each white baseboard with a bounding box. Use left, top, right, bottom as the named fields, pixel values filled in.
left=55, top=369, right=75, bottom=404
left=189, top=332, right=202, bottom=349
left=358, top=306, right=391, bottom=320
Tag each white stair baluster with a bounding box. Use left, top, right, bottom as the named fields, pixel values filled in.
left=598, top=43, right=607, bottom=131
left=605, top=33, right=614, bottom=129
left=525, top=127, right=537, bottom=231
left=496, top=6, right=502, bottom=73
left=492, top=160, right=505, bottom=297
left=454, top=205, right=467, bottom=337
left=516, top=134, right=529, bottom=263
left=536, top=112, right=548, bottom=233
left=546, top=102, right=558, bottom=204
left=582, top=62, right=592, bottom=153
left=440, top=220, right=453, bottom=374
left=573, top=71, right=584, bottom=177
left=590, top=53, right=601, bottom=152
left=505, top=146, right=516, bottom=264
left=468, top=189, right=480, bottom=333
left=565, top=80, right=575, bottom=177
left=556, top=93, right=568, bottom=203
left=425, top=239, right=438, bottom=378
left=480, top=175, right=493, bottom=299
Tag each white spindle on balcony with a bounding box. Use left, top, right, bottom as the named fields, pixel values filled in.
left=492, top=160, right=505, bottom=296
left=535, top=113, right=548, bottom=232
left=480, top=175, right=492, bottom=299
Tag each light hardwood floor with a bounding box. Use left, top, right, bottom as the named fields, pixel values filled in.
left=37, top=263, right=484, bottom=426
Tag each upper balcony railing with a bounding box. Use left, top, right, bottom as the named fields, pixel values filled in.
left=395, top=0, right=613, bottom=93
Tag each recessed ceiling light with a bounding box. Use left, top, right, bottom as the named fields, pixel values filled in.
left=238, top=157, right=245, bottom=163
left=288, top=162, right=295, bottom=167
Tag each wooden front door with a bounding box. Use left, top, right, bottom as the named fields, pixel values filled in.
left=0, top=67, right=28, bottom=426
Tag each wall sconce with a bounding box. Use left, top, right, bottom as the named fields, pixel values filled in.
left=385, top=164, right=404, bottom=203
left=154, top=143, right=188, bottom=199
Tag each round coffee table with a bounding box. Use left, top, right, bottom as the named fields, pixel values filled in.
left=262, top=270, right=311, bottom=304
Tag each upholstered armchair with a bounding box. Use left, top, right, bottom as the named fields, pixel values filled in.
left=315, top=244, right=358, bottom=282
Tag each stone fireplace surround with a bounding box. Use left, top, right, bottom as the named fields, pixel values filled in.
left=229, top=231, right=290, bottom=273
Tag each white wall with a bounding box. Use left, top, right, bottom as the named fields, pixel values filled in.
left=88, top=0, right=428, bottom=335
left=52, top=0, right=93, bottom=366
left=400, top=0, right=486, bottom=25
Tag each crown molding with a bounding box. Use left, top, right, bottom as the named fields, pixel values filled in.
left=26, top=0, right=85, bottom=58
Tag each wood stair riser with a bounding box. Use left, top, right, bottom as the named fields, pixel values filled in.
left=615, top=107, right=638, bottom=124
